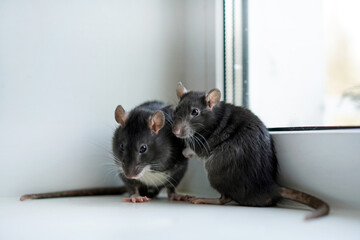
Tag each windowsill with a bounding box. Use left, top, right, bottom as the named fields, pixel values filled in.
left=1, top=196, right=359, bottom=240
left=270, top=127, right=360, bottom=134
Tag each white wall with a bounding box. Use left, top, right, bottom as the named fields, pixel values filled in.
left=182, top=0, right=222, bottom=93
left=0, top=0, right=186, bottom=196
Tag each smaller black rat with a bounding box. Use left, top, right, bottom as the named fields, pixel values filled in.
left=172, top=82, right=329, bottom=219
left=21, top=101, right=189, bottom=203
left=112, top=101, right=189, bottom=202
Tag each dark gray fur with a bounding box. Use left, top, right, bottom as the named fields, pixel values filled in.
left=173, top=91, right=329, bottom=219
left=113, top=101, right=188, bottom=198
left=173, top=92, right=278, bottom=205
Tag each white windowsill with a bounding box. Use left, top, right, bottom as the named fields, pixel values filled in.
left=1, top=196, right=359, bottom=240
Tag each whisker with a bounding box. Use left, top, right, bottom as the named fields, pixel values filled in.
left=147, top=170, right=167, bottom=189
left=143, top=173, right=160, bottom=192
left=150, top=164, right=161, bottom=167
left=150, top=163, right=161, bottom=167
left=149, top=169, right=176, bottom=190
left=162, top=111, right=174, bottom=126
left=193, top=133, right=210, bottom=155
left=100, top=162, right=117, bottom=167
left=192, top=122, right=206, bottom=128
left=193, top=135, right=207, bottom=155
left=195, top=132, right=211, bottom=150
left=103, top=166, right=121, bottom=183
left=158, top=172, right=177, bottom=189
left=161, top=171, right=177, bottom=183
left=193, top=136, right=197, bottom=152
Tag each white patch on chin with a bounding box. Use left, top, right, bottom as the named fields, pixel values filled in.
left=137, top=165, right=169, bottom=187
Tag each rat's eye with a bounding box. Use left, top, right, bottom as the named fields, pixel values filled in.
left=191, top=108, right=200, bottom=117
left=139, top=145, right=147, bottom=154
left=119, top=144, right=125, bottom=151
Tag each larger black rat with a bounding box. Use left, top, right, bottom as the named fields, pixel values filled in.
left=172, top=82, right=329, bottom=219
left=21, top=101, right=189, bottom=203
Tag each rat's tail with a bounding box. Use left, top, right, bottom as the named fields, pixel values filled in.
left=20, top=186, right=127, bottom=201
left=279, top=187, right=330, bottom=220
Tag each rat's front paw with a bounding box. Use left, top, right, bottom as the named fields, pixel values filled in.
left=122, top=196, right=151, bottom=203
left=182, top=147, right=195, bottom=158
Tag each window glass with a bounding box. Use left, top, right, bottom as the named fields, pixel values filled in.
left=225, top=0, right=360, bottom=128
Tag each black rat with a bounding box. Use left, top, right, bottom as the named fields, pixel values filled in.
left=172, top=82, right=329, bottom=219
left=112, top=101, right=189, bottom=202
left=21, top=101, right=189, bottom=203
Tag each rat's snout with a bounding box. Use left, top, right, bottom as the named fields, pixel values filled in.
left=172, top=127, right=182, bottom=136
left=124, top=164, right=144, bottom=180
left=125, top=170, right=141, bottom=179
left=172, top=122, right=189, bottom=138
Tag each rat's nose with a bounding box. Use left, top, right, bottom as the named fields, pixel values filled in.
left=127, top=174, right=140, bottom=180
left=124, top=165, right=141, bottom=179
left=173, top=122, right=188, bottom=138
left=173, top=127, right=181, bottom=136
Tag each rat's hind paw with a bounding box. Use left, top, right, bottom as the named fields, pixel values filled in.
left=122, top=196, right=151, bottom=203
left=169, top=193, right=194, bottom=201
left=188, top=197, right=228, bottom=205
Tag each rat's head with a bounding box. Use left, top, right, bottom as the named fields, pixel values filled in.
left=112, top=105, right=168, bottom=180
left=172, top=82, right=221, bottom=139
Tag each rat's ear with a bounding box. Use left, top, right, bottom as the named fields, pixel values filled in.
left=148, top=110, right=165, bottom=134
left=115, top=105, right=127, bottom=126
left=206, top=88, right=221, bottom=109
left=176, top=82, right=188, bottom=99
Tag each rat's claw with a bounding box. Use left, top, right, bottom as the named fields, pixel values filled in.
left=123, top=196, right=151, bottom=203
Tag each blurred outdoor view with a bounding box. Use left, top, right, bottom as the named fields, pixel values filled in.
left=323, top=0, right=360, bottom=126
left=247, top=0, right=360, bottom=127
